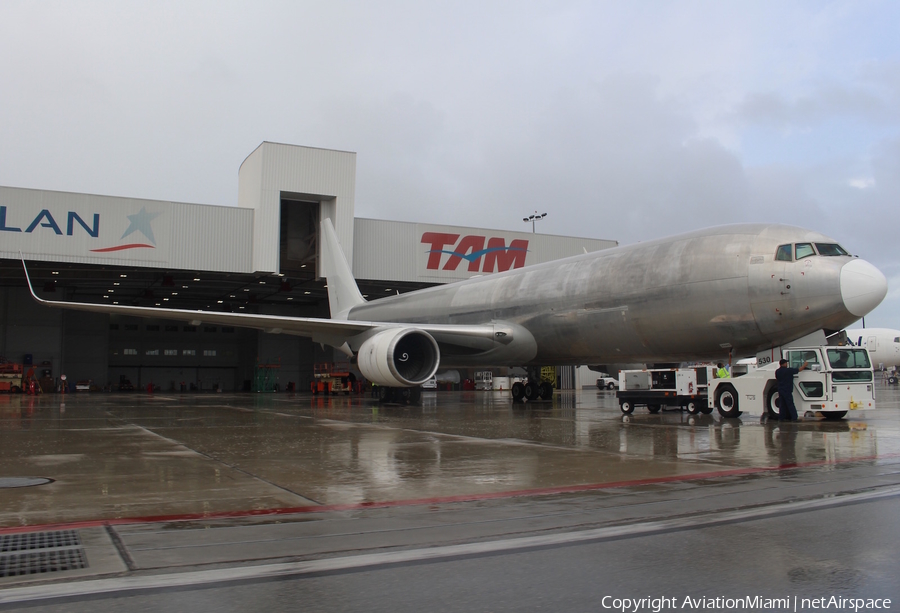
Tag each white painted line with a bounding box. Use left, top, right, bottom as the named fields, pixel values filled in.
left=2, top=485, right=898, bottom=604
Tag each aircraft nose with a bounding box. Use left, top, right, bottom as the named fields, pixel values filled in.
left=841, top=259, right=888, bottom=317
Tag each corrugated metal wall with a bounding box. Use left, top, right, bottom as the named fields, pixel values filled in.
left=0, top=186, right=253, bottom=272
left=353, top=218, right=618, bottom=283
left=239, top=142, right=357, bottom=274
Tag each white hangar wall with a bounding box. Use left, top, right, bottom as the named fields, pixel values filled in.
left=238, top=142, right=357, bottom=274
left=0, top=185, right=254, bottom=273
left=1, top=143, right=358, bottom=276
left=352, top=218, right=618, bottom=283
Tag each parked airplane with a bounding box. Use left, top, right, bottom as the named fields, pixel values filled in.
left=845, top=328, right=900, bottom=372
left=23, top=221, right=887, bottom=401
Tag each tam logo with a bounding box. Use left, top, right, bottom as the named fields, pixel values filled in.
left=421, top=232, right=528, bottom=273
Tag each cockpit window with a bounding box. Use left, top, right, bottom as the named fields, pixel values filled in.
left=795, top=243, right=815, bottom=259
left=895, top=337, right=899, bottom=343
left=775, top=244, right=792, bottom=261
left=815, top=243, right=849, bottom=256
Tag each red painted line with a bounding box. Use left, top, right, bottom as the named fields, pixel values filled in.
left=89, top=244, right=155, bottom=252
left=2, top=452, right=898, bottom=536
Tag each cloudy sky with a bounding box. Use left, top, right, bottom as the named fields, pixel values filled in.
left=2, top=1, right=899, bottom=327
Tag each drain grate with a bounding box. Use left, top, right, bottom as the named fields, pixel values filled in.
left=1, top=530, right=81, bottom=553
left=0, top=530, right=87, bottom=578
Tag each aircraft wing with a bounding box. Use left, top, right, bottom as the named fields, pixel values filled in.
left=20, top=258, right=503, bottom=354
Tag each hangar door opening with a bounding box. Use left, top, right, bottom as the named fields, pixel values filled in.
left=279, top=196, right=320, bottom=276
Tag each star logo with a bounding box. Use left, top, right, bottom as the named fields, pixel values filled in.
left=89, top=206, right=162, bottom=253
left=121, top=207, right=161, bottom=245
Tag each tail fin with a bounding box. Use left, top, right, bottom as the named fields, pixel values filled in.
left=319, top=218, right=366, bottom=319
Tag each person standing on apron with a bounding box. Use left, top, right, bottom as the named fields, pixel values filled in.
left=775, top=358, right=808, bottom=421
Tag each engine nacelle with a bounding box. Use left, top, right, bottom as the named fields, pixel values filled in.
left=357, top=328, right=440, bottom=387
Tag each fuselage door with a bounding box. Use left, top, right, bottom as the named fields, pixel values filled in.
left=867, top=336, right=877, bottom=353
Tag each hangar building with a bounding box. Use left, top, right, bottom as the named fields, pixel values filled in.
left=0, top=143, right=617, bottom=392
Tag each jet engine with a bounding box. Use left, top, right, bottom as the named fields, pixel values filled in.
left=356, top=328, right=440, bottom=387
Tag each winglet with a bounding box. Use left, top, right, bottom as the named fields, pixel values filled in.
left=20, top=253, right=50, bottom=305
left=319, top=218, right=366, bottom=319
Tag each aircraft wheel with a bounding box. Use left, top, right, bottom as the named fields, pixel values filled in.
left=539, top=382, right=554, bottom=400
left=647, top=404, right=661, bottom=414
left=686, top=402, right=700, bottom=415
left=377, top=386, right=393, bottom=403
left=822, top=411, right=847, bottom=420
left=408, top=386, right=422, bottom=404
left=524, top=382, right=541, bottom=401
left=511, top=382, right=526, bottom=402
left=716, top=384, right=741, bottom=418
left=607, top=382, right=617, bottom=390
left=619, top=400, right=634, bottom=414
left=766, top=386, right=782, bottom=419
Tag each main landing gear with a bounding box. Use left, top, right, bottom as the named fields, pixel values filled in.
left=511, top=370, right=554, bottom=402
left=376, top=386, right=422, bottom=405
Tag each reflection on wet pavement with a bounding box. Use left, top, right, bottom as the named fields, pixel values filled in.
left=1, top=384, right=898, bottom=528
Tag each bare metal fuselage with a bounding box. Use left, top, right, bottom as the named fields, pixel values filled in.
left=348, top=224, right=870, bottom=366
left=23, top=222, right=885, bottom=377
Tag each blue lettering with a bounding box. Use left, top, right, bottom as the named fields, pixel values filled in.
left=0, top=206, right=22, bottom=232
left=67, top=212, right=100, bottom=237
left=25, top=210, right=63, bottom=235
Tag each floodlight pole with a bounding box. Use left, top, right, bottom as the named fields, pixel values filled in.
left=522, top=211, right=548, bottom=233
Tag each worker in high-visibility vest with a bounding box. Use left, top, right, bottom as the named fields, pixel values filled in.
left=715, top=362, right=730, bottom=379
